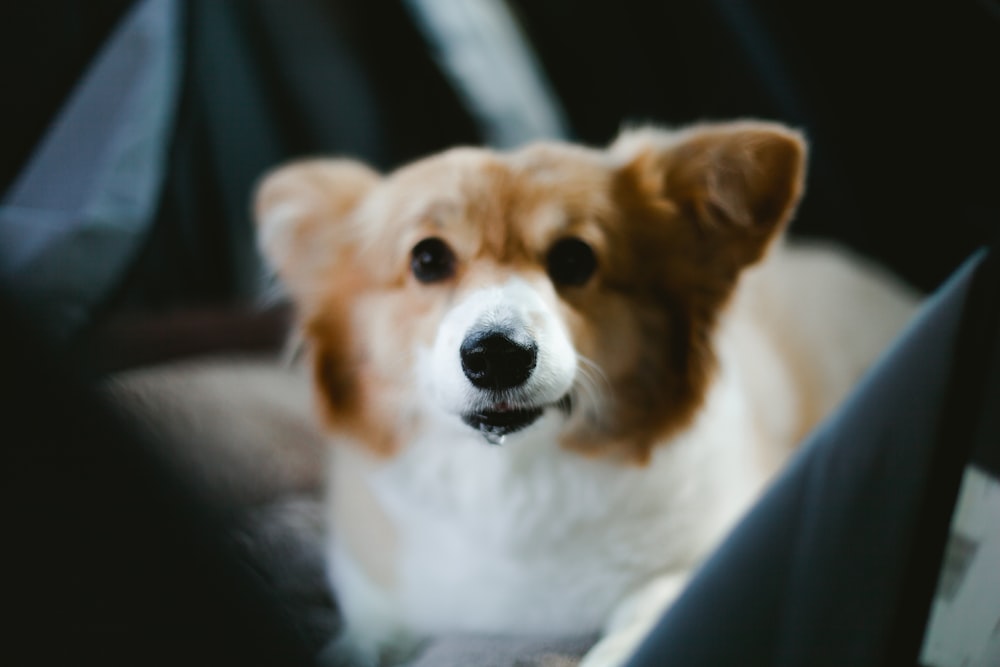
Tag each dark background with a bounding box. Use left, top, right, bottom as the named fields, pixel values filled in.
left=1, top=3, right=999, bottom=665
left=3, top=0, right=998, bottom=332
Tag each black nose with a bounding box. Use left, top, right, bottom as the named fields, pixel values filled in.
left=460, top=329, right=538, bottom=391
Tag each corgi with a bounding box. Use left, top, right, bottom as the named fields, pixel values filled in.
left=253, top=121, right=919, bottom=666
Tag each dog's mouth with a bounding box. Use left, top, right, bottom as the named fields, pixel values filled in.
left=462, top=395, right=573, bottom=444
left=462, top=405, right=543, bottom=440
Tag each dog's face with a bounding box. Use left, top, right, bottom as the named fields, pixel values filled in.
left=256, top=122, right=805, bottom=462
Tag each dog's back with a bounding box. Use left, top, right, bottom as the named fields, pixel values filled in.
left=726, top=240, right=921, bottom=471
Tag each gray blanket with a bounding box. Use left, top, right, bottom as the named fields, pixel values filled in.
left=109, top=359, right=597, bottom=665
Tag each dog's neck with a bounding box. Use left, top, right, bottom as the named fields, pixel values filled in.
left=321, top=307, right=787, bottom=637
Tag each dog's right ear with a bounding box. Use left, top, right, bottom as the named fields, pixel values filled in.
left=254, top=159, right=380, bottom=301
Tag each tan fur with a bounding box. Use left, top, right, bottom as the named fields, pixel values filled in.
left=257, top=122, right=805, bottom=464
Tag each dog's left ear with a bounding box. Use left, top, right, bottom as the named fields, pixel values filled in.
left=613, top=121, right=807, bottom=267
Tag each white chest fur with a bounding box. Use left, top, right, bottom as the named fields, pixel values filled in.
left=322, top=244, right=921, bottom=659
left=325, top=352, right=772, bottom=640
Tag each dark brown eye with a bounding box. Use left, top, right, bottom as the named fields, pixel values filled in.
left=411, top=237, right=456, bottom=283
left=547, top=237, right=597, bottom=286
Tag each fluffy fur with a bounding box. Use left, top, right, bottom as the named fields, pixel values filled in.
left=254, top=121, right=918, bottom=666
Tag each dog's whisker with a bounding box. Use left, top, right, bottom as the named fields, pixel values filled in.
left=574, top=355, right=610, bottom=414
left=577, top=355, right=609, bottom=385
left=574, top=363, right=603, bottom=408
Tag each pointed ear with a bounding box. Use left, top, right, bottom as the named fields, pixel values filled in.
left=254, top=159, right=380, bottom=299
left=613, top=121, right=807, bottom=267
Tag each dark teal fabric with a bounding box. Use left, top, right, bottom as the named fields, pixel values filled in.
left=625, top=248, right=1000, bottom=666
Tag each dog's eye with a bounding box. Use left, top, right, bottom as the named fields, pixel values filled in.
left=411, top=237, right=456, bottom=283
left=547, top=237, right=597, bottom=286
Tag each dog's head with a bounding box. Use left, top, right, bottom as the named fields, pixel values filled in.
left=256, top=121, right=805, bottom=462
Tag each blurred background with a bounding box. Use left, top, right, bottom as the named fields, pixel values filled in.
left=2, top=4, right=999, bottom=666
left=0, top=0, right=1000, bottom=365
left=1, top=0, right=998, bottom=362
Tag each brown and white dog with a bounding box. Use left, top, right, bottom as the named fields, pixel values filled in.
left=254, top=121, right=918, bottom=666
